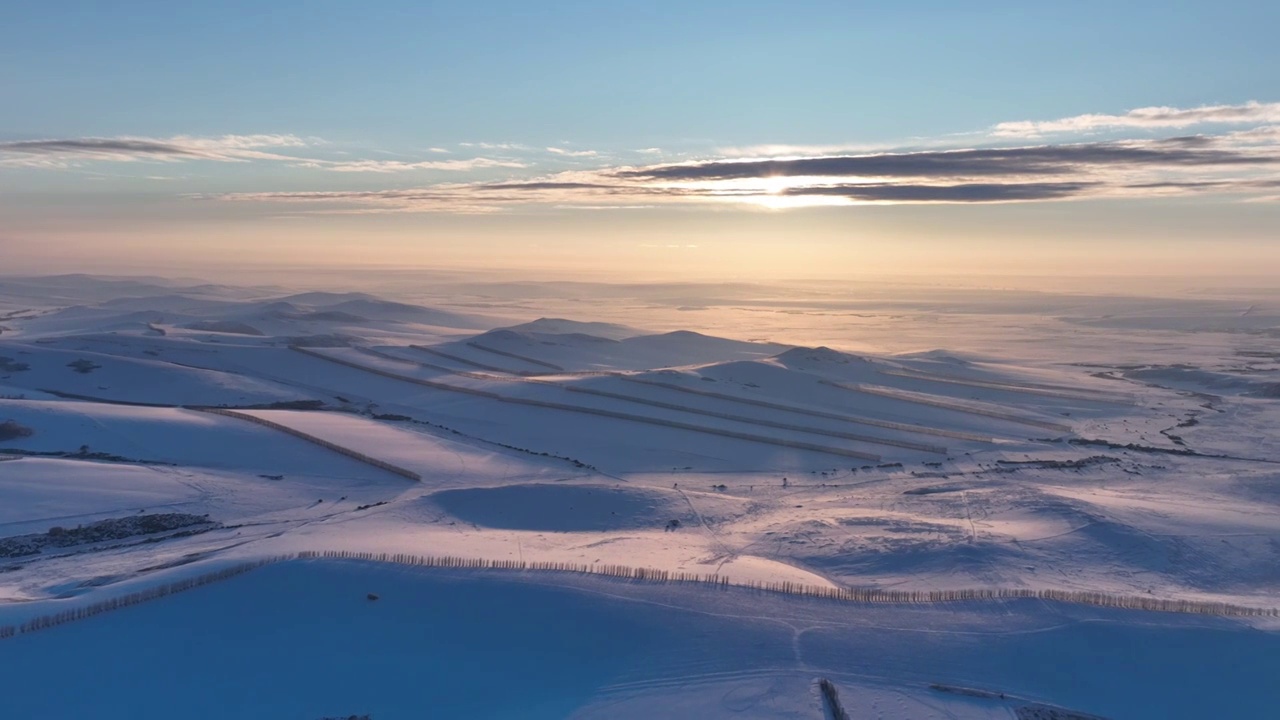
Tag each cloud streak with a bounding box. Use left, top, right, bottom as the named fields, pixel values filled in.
left=545, top=147, right=599, bottom=157
left=0, top=134, right=529, bottom=173
left=0, top=134, right=310, bottom=167
left=780, top=182, right=1098, bottom=202
left=613, top=141, right=1274, bottom=183
left=215, top=125, right=1280, bottom=212
left=12, top=100, right=1279, bottom=211
left=994, top=101, right=1280, bottom=137
left=308, top=157, right=527, bottom=173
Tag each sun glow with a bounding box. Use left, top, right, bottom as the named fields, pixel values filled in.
left=646, top=174, right=879, bottom=209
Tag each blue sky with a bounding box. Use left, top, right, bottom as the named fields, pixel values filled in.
left=3, top=1, right=1279, bottom=278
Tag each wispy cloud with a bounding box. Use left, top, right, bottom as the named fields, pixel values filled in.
left=0, top=134, right=311, bottom=168
left=214, top=128, right=1280, bottom=212
left=458, top=141, right=530, bottom=151
left=312, top=157, right=527, bottom=173
left=19, top=100, right=1280, bottom=212
left=545, top=147, right=599, bottom=157
left=993, top=101, right=1280, bottom=138
left=715, top=142, right=902, bottom=157
left=0, top=134, right=524, bottom=174
left=554, top=204, right=656, bottom=210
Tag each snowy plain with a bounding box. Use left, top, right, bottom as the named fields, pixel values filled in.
left=1, top=273, right=1278, bottom=718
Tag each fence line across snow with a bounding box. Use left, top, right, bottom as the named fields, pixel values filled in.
left=2, top=551, right=1275, bottom=642
left=294, top=550, right=1279, bottom=618
left=0, top=557, right=285, bottom=641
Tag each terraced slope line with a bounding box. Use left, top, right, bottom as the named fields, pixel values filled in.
left=619, top=376, right=993, bottom=443
left=901, top=367, right=1122, bottom=396
left=358, top=349, right=924, bottom=452
left=356, top=346, right=494, bottom=380
left=195, top=407, right=422, bottom=481
left=558, top=384, right=947, bottom=454
left=360, top=349, right=976, bottom=450
left=33, top=389, right=176, bottom=407
left=293, top=347, right=881, bottom=461
left=408, top=344, right=537, bottom=376
left=294, top=346, right=502, bottom=399
left=826, top=381, right=1071, bottom=433
left=467, top=342, right=566, bottom=372
left=879, top=369, right=1134, bottom=404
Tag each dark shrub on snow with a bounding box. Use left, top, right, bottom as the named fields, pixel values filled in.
left=0, top=420, right=33, bottom=441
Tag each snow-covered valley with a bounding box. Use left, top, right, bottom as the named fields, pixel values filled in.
left=1, top=274, right=1278, bottom=718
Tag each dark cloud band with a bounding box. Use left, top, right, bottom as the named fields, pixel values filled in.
left=615, top=143, right=1274, bottom=182
left=0, top=138, right=207, bottom=157
left=783, top=182, right=1097, bottom=202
